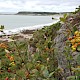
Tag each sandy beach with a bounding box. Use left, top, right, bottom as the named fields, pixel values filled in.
left=0, top=30, right=34, bottom=42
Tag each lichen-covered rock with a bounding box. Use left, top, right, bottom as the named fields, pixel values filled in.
left=54, top=25, right=70, bottom=79
left=54, top=12, right=80, bottom=80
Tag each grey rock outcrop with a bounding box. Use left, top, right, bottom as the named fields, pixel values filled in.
left=54, top=25, right=71, bottom=79
left=54, top=13, right=80, bottom=80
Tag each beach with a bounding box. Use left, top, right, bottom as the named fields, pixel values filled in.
left=0, top=20, right=60, bottom=42
left=0, top=30, right=34, bottom=42
left=0, top=14, right=63, bottom=42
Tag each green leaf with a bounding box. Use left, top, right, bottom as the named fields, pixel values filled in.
left=25, top=63, right=33, bottom=70
left=41, top=65, right=45, bottom=71
left=64, top=13, right=67, bottom=19
left=48, top=41, right=52, bottom=49
left=42, top=67, right=49, bottom=78
left=48, top=72, right=54, bottom=78
left=0, top=60, right=1, bottom=69
left=31, top=69, right=39, bottom=76
left=73, top=68, right=80, bottom=72
left=60, top=13, right=68, bottom=23
left=60, top=17, right=65, bottom=22
left=77, top=45, right=80, bottom=52
left=72, top=26, right=78, bottom=35
left=16, top=69, right=25, bottom=78
left=67, top=76, right=77, bottom=80
left=77, top=55, right=80, bottom=65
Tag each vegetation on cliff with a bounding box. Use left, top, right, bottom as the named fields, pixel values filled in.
left=0, top=6, right=80, bottom=80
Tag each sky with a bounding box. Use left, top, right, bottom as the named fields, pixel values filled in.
left=0, top=0, right=80, bottom=12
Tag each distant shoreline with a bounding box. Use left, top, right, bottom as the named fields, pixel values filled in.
left=0, top=11, right=71, bottom=16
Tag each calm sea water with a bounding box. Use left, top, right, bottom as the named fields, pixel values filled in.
left=0, top=14, right=62, bottom=34
left=0, top=15, right=62, bottom=29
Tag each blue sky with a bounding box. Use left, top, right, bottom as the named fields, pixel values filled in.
left=0, top=0, right=80, bottom=12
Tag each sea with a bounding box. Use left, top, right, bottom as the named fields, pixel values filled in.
left=0, top=14, right=63, bottom=35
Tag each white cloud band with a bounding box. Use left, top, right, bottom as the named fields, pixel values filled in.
left=0, top=0, right=80, bottom=12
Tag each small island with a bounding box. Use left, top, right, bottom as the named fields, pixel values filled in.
left=16, top=11, right=70, bottom=16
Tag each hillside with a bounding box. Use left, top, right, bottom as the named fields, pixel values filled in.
left=28, top=9, right=80, bottom=80
left=0, top=7, right=80, bottom=80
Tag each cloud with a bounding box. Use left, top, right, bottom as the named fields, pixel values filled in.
left=0, top=0, right=80, bottom=12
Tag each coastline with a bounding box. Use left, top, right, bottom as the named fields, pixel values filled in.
left=3, top=22, right=55, bottom=34
left=0, top=22, right=56, bottom=42
left=0, top=17, right=60, bottom=42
